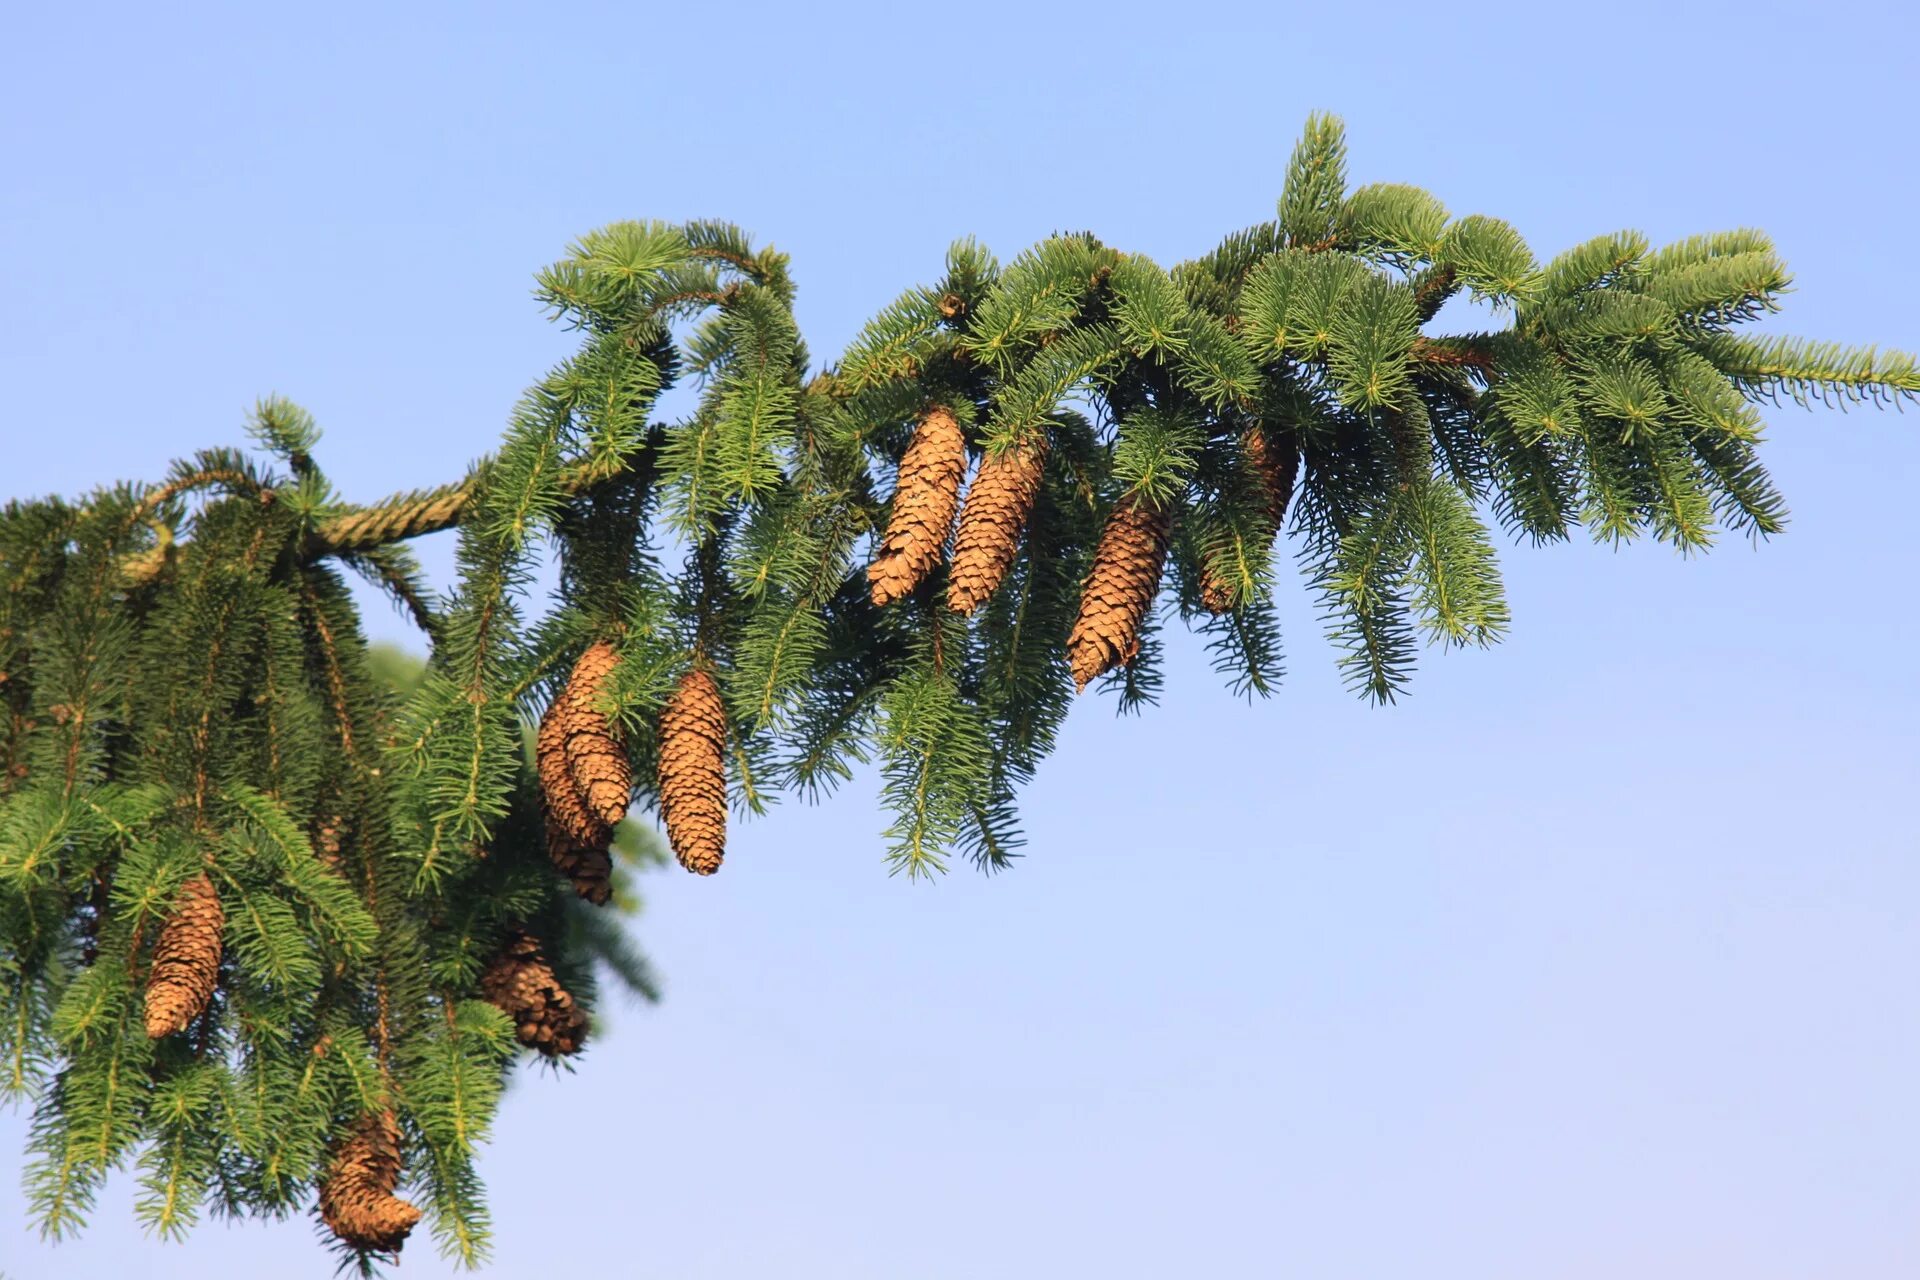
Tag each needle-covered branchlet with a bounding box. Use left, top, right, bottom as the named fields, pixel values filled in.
left=1068, top=495, right=1172, bottom=691
left=480, top=930, right=587, bottom=1058
left=317, top=1109, right=422, bottom=1254
left=142, top=872, right=224, bottom=1039
left=948, top=433, right=1048, bottom=615
left=1200, top=425, right=1299, bottom=614
left=868, top=406, right=967, bottom=607
left=658, top=667, right=728, bottom=875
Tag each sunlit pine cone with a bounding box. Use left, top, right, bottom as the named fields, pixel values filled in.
left=1067, top=495, right=1171, bottom=691
left=947, top=432, right=1048, bottom=615
left=867, top=406, right=967, bottom=607
left=657, top=667, right=728, bottom=875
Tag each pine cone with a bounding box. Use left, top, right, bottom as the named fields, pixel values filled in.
left=948, top=433, right=1048, bottom=615
left=539, top=641, right=630, bottom=839
left=545, top=818, right=613, bottom=906
left=1201, top=426, right=1299, bottom=614
left=318, top=1110, right=422, bottom=1254
left=480, top=930, right=587, bottom=1058
left=868, top=406, right=967, bottom=607
left=1067, top=495, right=1171, bottom=691
left=537, top=644, right=623, bottom=902
left=561, top=641, right=631, bottom=829
left=658, top=667, right=727, bottom=875
left=537, top=682, right=607, bottom=850
left=143, top=872, right=223, bottom=1039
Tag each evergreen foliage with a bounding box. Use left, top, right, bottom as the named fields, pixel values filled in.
left=1, top=115, right=1913, bottom=1268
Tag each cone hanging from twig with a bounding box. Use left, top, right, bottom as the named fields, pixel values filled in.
left=1200, top=425, right=1299, bottom=614
left=480, top=930, right=587, bottom=1058
left=658, top=666, right=727, bottom=875
left=143, top=872, right=223, bottom=1039
left=868, top=406, right=967, bottom=606
left=1068, top=495, right=1171, bottom=691
left=544, top=818, right=613, bottom=906
left=560, top=641, right=631, bottom=829
left=538, top=684, right=606, bottom=851
left=948, top=433, right=1048, bottom=614
left=537, top=642, right=627, bottom=903
left=318, top=1109, right=421, bottom=1254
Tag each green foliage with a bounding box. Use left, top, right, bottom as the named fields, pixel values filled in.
left=2, top=115, right=1915, bottom=1269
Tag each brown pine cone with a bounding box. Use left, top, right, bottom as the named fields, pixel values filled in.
left=318, top=1109, right=422, bottom=1254
left=658, top=667, right=727, bottom=875
left=537, top=680, right=607, bottom=851
left=560, top=641, right=631, bottom=830
left=1067, top=495, right=1171, bottom=691
left=545, top=817, right=614, bottom=906
left=1200, top=425, right=1300, bottom=614
left=480, top=930, right=587, bottom=1058
left=947, top=432, right=1048, bottom=615
left=868, top=406, right=967, bottom=607
left=143, top=873, right=224, bottom=1039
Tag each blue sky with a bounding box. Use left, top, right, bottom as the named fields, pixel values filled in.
left=3, top=2, right=1917, bottom=1276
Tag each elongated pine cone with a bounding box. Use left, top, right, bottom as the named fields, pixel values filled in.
left=319, top=1110, right=421, bottom=1254
left=1067, top=495, right=1171, bottom=691
left=481, top=930, right=587, bottom=1058
left=1200, top=426, right=1300, bottom=614
left=537, top=682, right=608, bottom=851
left=560, top=641, right=631, bottom=829
left=658, top=667, right=727, bottom=875
left=868, top=406, right=967, bottom=606
left=143, top=872, right=224, bottom=1039
left=947, top=432, right=1048, bottom=614
left=537, top=642, right=625, bottom=903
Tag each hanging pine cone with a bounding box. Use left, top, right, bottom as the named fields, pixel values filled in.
left=947, top=433, right=1048, bottom=615
left=537, top=681, right=607, bottom=850
left=658, top=666, right=727, bottom=875
left=318, top=1109, right=422, bottom=1254
left=545, top=818, right=614, bottom=906
left=480, top=930, right=587, bottom=1058
left=560, top=640, right=631, bottom=830
left=1200, top=425, right=1300, bottom=614
left=1067, top=495, right=1171, bottom=691
left=868, top=406, right=967, bottom=607
left=143, top=872, right=224, bottom=1039
left=536, top=645, right=622, bottom=903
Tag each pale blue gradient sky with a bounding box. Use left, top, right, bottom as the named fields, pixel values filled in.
left=3, top=2, right=1918, bottom=1277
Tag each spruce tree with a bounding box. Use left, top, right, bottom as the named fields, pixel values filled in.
left=1, top=114, right=1914, bottom=1269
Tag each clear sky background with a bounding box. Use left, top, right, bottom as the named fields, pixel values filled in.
left=4, top=2, right=1918, bottom=1276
